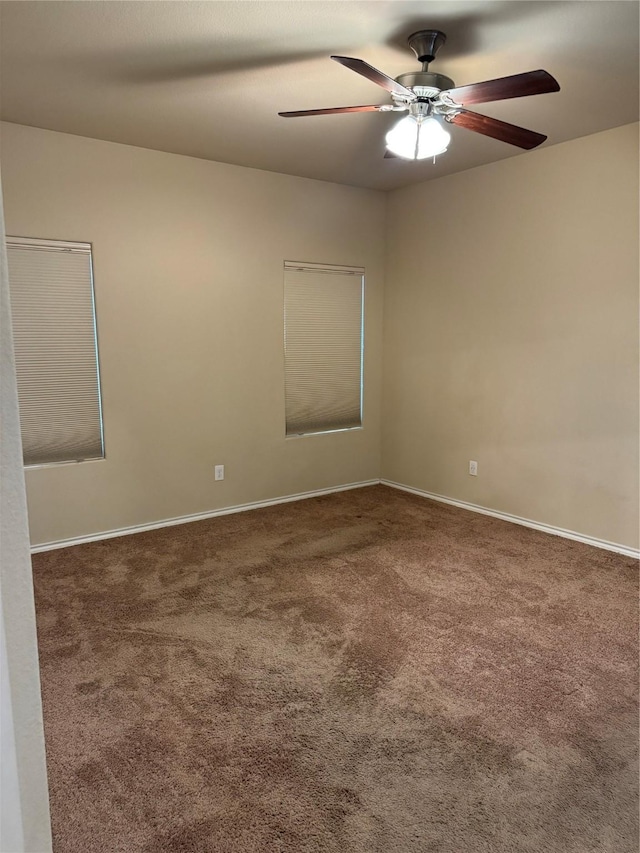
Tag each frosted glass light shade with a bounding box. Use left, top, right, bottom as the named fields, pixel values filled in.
left=385, top=115, right=451, bottom=160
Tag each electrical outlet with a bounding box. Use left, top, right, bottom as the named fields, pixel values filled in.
left=469, top=460, right=478, bottom=476
left=214, top=464, right=225, bottom=481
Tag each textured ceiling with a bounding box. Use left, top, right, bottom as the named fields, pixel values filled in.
left=0, top=1, right=638, bottom=190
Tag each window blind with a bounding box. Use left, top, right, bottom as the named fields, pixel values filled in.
left=6, top=237, right=104, bottom=466
left=284, top=261, right=364, bottom=436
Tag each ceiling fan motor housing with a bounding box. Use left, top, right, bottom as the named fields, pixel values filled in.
left=395, top=71, right=455, bottom=100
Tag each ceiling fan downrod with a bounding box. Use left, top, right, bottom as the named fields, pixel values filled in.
left=394, top=30, right=454, bottom=100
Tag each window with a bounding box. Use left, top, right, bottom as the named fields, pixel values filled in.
left=6, top=237, right=104, bottom=466
left=284, top=261, right=364, bottom=436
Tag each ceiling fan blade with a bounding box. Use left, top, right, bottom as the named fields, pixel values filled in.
left=331, top=56, right=416, bottom=100
left=448, top=109, right=547, bottom=149
left=279, top=104, right=388, bottom=117
left=443, top=70, right=559, bottom=106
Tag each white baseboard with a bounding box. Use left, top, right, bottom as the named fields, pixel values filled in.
left=381, top=479, right=640, bottom=560
left=31, top=477, right=639, bottom=560
left=30, top=479, right=380, bottom=553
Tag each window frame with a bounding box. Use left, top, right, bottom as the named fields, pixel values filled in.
left=283, top=260, right=365, bottom=439
left=6, top=235, right=106, bottom=468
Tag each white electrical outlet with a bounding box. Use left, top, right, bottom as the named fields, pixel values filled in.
left=469, top=460, right=478, bottom=476
left=214, top=464, right=225, bottom=481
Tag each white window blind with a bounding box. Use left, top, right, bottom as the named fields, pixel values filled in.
left=284, top=261, right=364, bottom=436
left=6, top=237, right=104, bottom=466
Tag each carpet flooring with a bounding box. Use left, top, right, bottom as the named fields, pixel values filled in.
left=32, top=485, right=638, bottom=853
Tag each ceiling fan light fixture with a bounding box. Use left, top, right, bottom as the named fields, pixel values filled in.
left=385, top=114, right=450, bottom=160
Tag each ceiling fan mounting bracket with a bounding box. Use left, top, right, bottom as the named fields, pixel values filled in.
left=438, top=92, right=462, bottom=109
left=407, top=30, right=447, bottom=66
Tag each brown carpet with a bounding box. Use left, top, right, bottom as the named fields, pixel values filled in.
left=32, top=485, right=638, bottom=853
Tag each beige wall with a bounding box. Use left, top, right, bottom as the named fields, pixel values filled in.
left=0, top=123, right=386, bottom=546
left=2, top=122, right=638, bottom=551
left=383, top=123, right=639, bottom=549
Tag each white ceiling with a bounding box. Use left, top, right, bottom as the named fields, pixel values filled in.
left=0, top=1, right=638, bottom=191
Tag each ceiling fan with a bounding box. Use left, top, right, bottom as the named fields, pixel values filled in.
left=278, top=30, right=560, bottom=161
